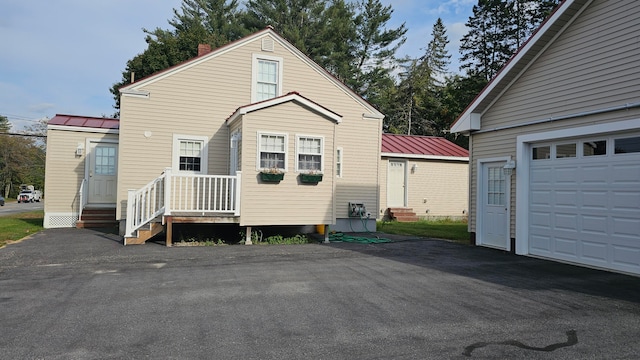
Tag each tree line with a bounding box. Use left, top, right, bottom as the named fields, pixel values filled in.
left=110, top=0, right=559, bottom=148
left=0, top=115, right=46, bottom=198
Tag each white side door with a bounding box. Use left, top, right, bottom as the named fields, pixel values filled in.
left=387, top=160, right=406, bottom=207
left=88, top=142, right=118, bottom=204
left=479, top=161, right=509, bottom=249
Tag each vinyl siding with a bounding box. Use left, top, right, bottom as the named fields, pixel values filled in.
left=238, top=101, right=336, bottom=226
left=118, top=32, right=381, bottom=221
left=44, top=129, right=118, bottom=214
left=379, top=157, right=468, bottom=219
left=468, top=0, right=640, bottom=235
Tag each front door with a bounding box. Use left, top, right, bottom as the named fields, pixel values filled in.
left=387, top=160, right=406, bottom=207
left=480, top=161, right=508, bottom=249
left=88, top=142, right=118, bottom=204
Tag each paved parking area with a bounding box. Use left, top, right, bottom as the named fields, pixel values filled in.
left=1, top=228, right=639, bottom=359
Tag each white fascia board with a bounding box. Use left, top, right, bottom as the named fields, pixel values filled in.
left=450, top=112, right=481, bottom=134
left=228, top=94, right=342, bottom=124
left=120, top=89, right=150, bottom=98
left=47, top=125, right=119, bottom=134
left=381, top=152, right=469, bottom=162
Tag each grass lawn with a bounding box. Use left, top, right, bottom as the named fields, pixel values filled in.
left=0, top=210, right=44, bottom=248
left=377, top=219, right=470, bottom=244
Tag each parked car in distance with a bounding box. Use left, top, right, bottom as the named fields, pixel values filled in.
left=0, top=195, right=4, bottom=206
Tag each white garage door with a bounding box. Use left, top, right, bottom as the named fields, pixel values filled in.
left=529, top=134, right=640, bottom=275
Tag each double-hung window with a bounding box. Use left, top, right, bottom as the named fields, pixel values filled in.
left=257, top=60, right=278, bottom=101
left=297, top=136, right=323, bottom=172
left=258, top=133, right=287, bottom=170
left=173, top=135, right=208, bottom=174
left=252, top=54, right=283, bottom=103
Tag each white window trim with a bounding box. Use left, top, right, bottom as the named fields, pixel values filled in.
left=336, top=147, right=343, bottom=178
left=251, top=53, right=284, bottom=103
left=257, top=131, right=288, bottom=172
left=230, top=131, right=242, bottom=175
left=172, top=134, right=208, bottom=174
left=295, top=135, right=324, bottom=173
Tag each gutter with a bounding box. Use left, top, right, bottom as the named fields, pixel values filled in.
left=472, top=101, right=640, bottom=134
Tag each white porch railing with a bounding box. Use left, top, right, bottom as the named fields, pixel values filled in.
left=125, top=168, right=241, bottom=237
left=78, top=178, right=88, bottom=221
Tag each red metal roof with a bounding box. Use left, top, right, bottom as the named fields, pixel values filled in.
left=381, top=133, right=468, bottom=158
left=48, top=114, right=119, bottom=130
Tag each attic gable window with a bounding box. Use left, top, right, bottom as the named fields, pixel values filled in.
left=257, top=60, right=277, bottom=101
left=252, top=54, right=283, bottom=103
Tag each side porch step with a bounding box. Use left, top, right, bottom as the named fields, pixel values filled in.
left=76, top=207, right=118, bottom=229
left=124, top=222, right=164, bottom=245
left=388, top=207, right=419, bottom=222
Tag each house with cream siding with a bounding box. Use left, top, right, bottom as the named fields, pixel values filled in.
left=450, top=0, right=640, bottom=275
left=379, top=134, right=468, bottom=221
left=44, top=27, right=384, bottom=245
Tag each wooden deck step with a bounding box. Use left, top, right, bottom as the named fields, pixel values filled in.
left=76, top=207, right=117, bottom=229
left=388, top=208, right=419, bottom=222
left=124, top=222, right=164, bottom=245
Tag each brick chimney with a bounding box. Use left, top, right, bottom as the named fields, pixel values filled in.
left=198, top=44, right=212, bottom=56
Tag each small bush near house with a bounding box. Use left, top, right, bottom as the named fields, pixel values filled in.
left=377, top=219, right=470, bottom=244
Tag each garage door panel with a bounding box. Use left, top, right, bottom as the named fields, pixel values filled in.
left=530, top=190, right=552, bottom=205
left=611, top=163, right=640, bottom=183
left=555, top=213, right=578, bottom=231
left=612, top=217, right=640, bottom=238
left=530, top=234, right=551, bottom=253
left=530, top=167, right=553, bottom=184
left=555, top=237, right=578, bottom=256
left=612, top=191, right=640, bottom=210
left=555, top=191, right=579, bottom=207
left=581, top=241, right=608, bottom=262
left=555, top=166, right=580, bottom=184
left=581, top=165, right=609, bottom=184
left=581, top=215, right=608, bottom=235
left=530, top=211, right=551, bottom=228
left=612, top=246, right=640, bottom=268
left=581, top=191, right=609, bottom=209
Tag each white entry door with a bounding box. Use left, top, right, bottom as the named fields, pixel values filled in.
left=88, top=142, right=118, bottom=204
left=480, top=161, right=508, bottom=249
left=388, top=160, right=406, bottom=207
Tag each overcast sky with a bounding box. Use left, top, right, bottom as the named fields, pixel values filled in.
left=0, top=0, right=474, bottom=130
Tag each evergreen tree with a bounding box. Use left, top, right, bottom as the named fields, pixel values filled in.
left=0, top=115, right=11, bottom=132
left=421, top=18, right=451, bottom=87
left=110, top=0, right=248, bottom=114
left=460, top=0, right=559, bottom=81
left=459, top=0, right=512, bottom=81
left=351, top=0, right=407, bottom=97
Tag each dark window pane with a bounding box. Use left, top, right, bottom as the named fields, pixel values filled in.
left=533, top=146, right=550, bottom=160
left=615, top=137, right=640, bottom=154
left=180, top=156, right=201, bottom=171
left=583, top=140, right=606, bottom=156
left=556, top=143, right=576, bottom=158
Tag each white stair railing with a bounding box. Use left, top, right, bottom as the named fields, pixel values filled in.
left=125, top=169, right=168, bottom=237
left=125, top=169, right=241, bottom=238
left=78, top=178, right=88, bottom=221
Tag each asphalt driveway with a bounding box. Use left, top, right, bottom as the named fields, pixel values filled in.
left=1, top=228, right=639, bottom=359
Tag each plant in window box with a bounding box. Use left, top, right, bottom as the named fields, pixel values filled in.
left=259, top=167, right=285, bottom=182
left=299, top=170, right=323, bottom=183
